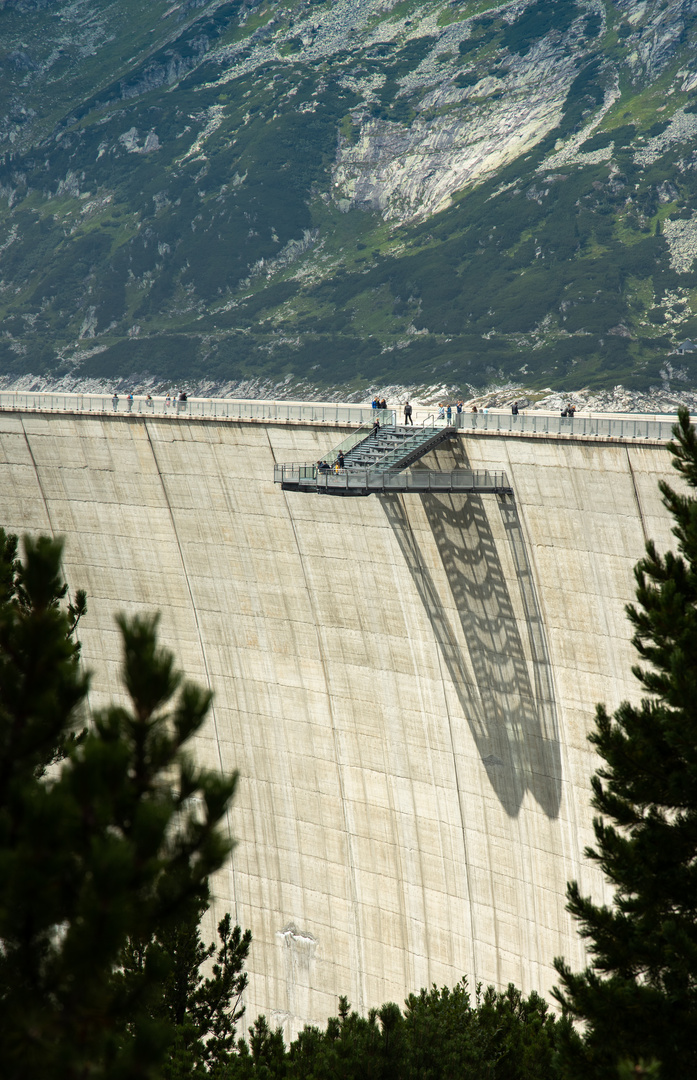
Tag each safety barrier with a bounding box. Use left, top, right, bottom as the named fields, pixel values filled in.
left=453, top=411, right=677, bottom=441
left=0, top=391, right=680, bottom=443
left=0, top=391, right=395, bottom=427
left=274, top=463, right=512, bottom=495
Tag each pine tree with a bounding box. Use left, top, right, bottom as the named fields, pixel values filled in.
left=122, top=896, right=252, bottom=1079
left=0, top=531, right=240, bottom=1080
left=553, top=407, right=697, bottom=1077
left=227, top=981, right=563, bottom=1080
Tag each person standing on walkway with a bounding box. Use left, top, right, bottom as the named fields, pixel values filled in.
left=127, top=393, right=134, bottom=413
left=446, top=403, right=452, bottom=423
left=512, top=401, right=519, bottom=415
left=404, top=401, right=413, bottom=425
left=112, top=393, right=118, bottom=412
left=337, top=450, right=345, bottom=469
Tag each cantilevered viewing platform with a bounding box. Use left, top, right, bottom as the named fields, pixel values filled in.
left=274, top=464, right=512, bottom=496
left=274, top=418, right=512, bottom=496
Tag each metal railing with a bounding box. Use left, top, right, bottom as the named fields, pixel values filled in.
left=325, top=417, right=388, bottom=461
left=316, top=468, right=511, bottom=494
left=0, top=389, right=681, bottom=443
left=0, top=391, right=396, bottom=427
left=366, top=416, right=448, bottom=474
left=274, top=463, right=511, bottom=494
left=274, top=462, right=319, bottom=484
left=453, top=411, right=678, bottom=442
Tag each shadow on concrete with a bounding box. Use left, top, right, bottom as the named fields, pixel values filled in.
left=381, top=443, right=561, bottom=819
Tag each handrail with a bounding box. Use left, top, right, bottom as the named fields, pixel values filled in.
left=326, top=422, right=376, bottom=461
left=364, top=434, right=419, bottom=472
left=275, top=464, right=512, bottom=494
left=274, top=462, right=319, bottom=483
left=0, top=390, right=681, bottom=443
left=366, top=419, right=443, bottom=473
left=0, top=391, right=396, bottom=428
left=315, top=468, right=512, bottom=494
left=454, top=411, right=679, bottom=442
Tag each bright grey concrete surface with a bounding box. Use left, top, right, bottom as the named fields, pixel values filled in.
left=0, top=411, right=680, bottom=1038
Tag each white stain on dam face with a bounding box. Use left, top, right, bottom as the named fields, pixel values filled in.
left=277, top=923, right=318, bottom=1027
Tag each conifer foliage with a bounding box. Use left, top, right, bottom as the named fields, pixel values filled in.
left=229, top=981, right=563, bottom=1080
left=554, top=407, right=697, bottom=1077
left=0, top=531, right=241, bottom=1080
left=122, top=897, right=252, bottom=1079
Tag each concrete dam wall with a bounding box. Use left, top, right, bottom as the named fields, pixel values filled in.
left=0, top=410, right=679, bottom=1038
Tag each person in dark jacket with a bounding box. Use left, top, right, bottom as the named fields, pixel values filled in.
left=404, top=401, right=413, bottom=425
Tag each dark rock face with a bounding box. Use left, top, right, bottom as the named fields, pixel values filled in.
left=2, top=0, right=697, bottom=396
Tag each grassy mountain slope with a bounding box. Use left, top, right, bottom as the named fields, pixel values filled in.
left=2, top=0, right=697, bottom=395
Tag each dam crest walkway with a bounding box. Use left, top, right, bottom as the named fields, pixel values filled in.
left=0, top=391, right=680, bottom=445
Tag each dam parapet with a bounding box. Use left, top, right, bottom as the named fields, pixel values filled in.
left=0, top=390, right=682, bottom=444
left=0, top=390, right=395, bottom=428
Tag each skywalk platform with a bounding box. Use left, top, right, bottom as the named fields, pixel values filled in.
left=275, top=465, right=512, bottom=496
left=274, top=419, right=512, bottom=495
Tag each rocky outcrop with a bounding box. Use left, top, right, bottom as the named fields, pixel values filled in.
left=615, top=0, right=697, bottom=78
left=334, top=41, right=578, bottom=221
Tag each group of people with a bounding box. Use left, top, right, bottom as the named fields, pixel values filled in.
left=372, top=397, right=387, bottom=410
left=111, top=391, right=188, bottom=412
left=436, top=401, right=464, bottom=422
left=317, top=448, right=346, bottom=475
left=561, top=404, right=576, bottom=418
left=111, top=392, right=134, bottom=412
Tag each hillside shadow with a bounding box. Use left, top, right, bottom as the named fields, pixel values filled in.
left=381, top=445, right=561, bottom=819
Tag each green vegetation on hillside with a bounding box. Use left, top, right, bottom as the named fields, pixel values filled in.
left=1, top=0, right=697, bottom=392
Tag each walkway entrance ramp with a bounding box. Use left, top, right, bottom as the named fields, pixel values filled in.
left=341, top=422, right=456, bottom=473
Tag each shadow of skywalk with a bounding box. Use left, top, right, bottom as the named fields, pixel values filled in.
left=381, top=449, right=561, bottom=819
